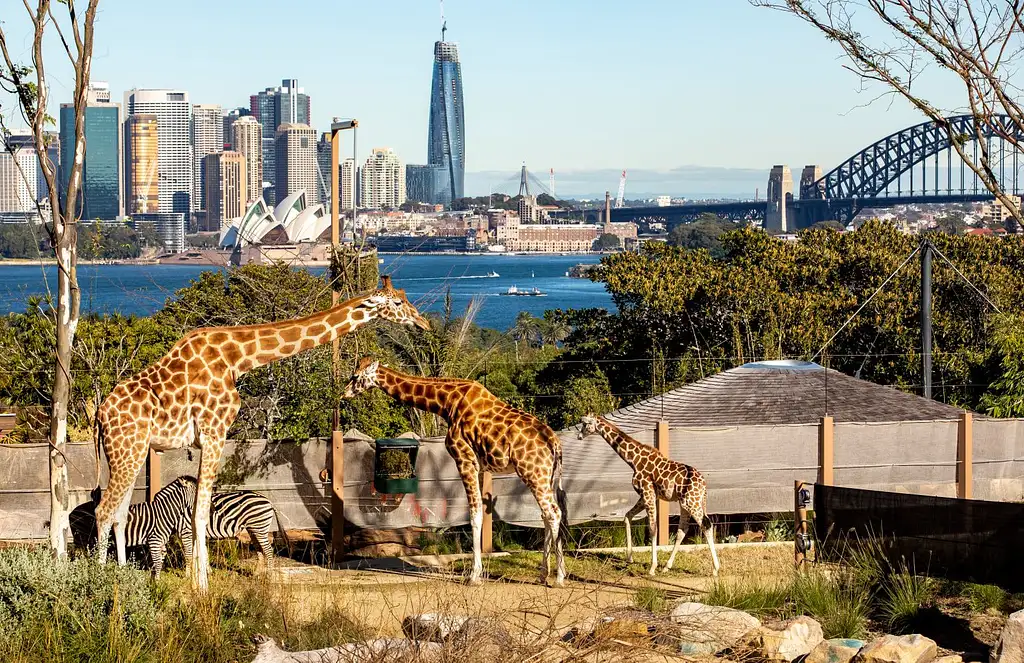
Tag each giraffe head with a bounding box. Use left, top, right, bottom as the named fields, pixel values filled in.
left=361, top=276, right=430, bottom=330
left=578, top=413, right=600, bottom=439
left=343, top=356, right=381, bottom=398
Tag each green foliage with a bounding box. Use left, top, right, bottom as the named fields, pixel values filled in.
left=633, top=586, right=668, bottom=613
left=703, top=579, right=790, bottom=616
left=0, top=223, right=44, bottom=258
left=77, top=223, right=149, bottom=260
left=594, top=233, right=621, bottom=250
left=560, top=221, right=1024, bottom=414
left=878, top=564, right=934, bottom=632
left=764, top=513, right=794, bottom=542
left=791, top=571, right=870, bottom=639
left=964, top=583, right=1008, bottom=613
left=666, top=214, right=739, bottom=258
left=378, top=448, right=414, bottom=478
left=979, top=314, right=1024, bottom=417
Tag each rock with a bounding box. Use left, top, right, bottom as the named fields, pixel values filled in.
left=744, top=616, right=824, bottom=661
left=934, top=656, right=962, bottom=663
left=250, top=635, right=441, bottom=663
left=561, top=615, right=615, bottom=644
left=806, top=639, right=866, bottom=663
left=668, top=602, right=761, bottom=655
left=738, top=531, right=766, bottom=543
left=992, top=610, right=1024, bottom=663
left=853, top=634, right=937, bottom=663
left=401, top=613, right=473, bottom=643
left=592, top=617, right=653, bottom=645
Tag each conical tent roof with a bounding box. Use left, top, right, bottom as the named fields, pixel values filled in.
left=601, top=360, right=968, bottom=429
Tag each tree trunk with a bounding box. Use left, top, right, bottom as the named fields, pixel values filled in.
left=48, top=227, right=80, bottom=558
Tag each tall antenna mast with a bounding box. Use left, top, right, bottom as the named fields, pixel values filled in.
left=550, top=168, right=555, bottom=198
left=440, top=0, right=447, bottom=41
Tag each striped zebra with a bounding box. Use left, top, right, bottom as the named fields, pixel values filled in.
left=126, top=475, right=289, bottom=577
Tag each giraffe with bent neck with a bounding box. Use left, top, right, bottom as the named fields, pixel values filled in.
left=578, top=414, right=720, bottom=576
left=344, top=357, right=568, bottom=586
left=94, top=277, right=428, bottom=591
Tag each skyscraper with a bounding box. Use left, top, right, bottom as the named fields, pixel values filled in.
left=360, top=147, right=406, bottom=209
left=204, top=151, right=245, bottom=232
left=231, top=116, right=263, bottom=205
left=341, top=158, right=356, bottom=211
left=59, top=82, right=122, bottom=220
left=0, top=141, right=38, bottom=213
left=124, top=89, right=192, bottom=216
left=8, top=133, right=57, bottom=204
left=427, top=30, right=465, bottom=204
left=250, top=79, right=310, bottom=206
left=274, top=123, right=318, bottom=205
left=221, top=107, right=250, bottom=150
left=191, top=104, right=223, bottom=213
left=125, top=114, right=160, bottom=214
left=406, top=164, right=446, bottom=204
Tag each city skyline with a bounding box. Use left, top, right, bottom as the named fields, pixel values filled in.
left=16, top=1, right=970, bottom=199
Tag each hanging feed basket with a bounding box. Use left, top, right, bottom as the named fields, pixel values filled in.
left=373, top=438, right=420, bottom=495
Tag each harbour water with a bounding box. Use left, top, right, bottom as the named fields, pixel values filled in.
left=0, top=254, right=615, bottom=330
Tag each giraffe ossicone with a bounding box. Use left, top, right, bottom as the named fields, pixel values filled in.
left=578, top=413, right=720, bottom=577
left=92, top=276, right=427, bottom=592
left=343, top=355, right=569, bottom=586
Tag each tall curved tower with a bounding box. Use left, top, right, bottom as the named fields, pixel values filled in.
left=427, top=30, right=465, bottom=204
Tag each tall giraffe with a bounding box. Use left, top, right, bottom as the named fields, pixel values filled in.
left=578, top=414, right=720, bottom=576
left=93, top=276, right=428, bottom=590
left=343, top=357, right=568, bottom=586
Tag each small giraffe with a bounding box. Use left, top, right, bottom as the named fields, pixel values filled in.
left=344, top=356, right=568, bottom=586
left=93, top=276, right=428, bottom=591
left=578, top=414, right=720, bottom=576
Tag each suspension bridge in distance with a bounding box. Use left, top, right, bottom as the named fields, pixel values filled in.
left=552, top=115, right=1023, bottom=231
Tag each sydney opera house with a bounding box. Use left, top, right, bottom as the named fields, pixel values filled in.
left=219, top=191, right=329, bottom=249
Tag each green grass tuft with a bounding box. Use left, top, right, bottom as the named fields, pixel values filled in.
left=633, top=586, right=668, bottom=613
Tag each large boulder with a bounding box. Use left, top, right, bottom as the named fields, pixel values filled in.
left=668, top=602, right=761, bottom=655
left=992, top=610, right=1024, bottom=663
left=853, top=634, right=937, bottom=663
left=401, top=613, right=475, bottom=643
left=744, top=616, right=824, bottom=662
left=806, top=639, right=866, bottom=663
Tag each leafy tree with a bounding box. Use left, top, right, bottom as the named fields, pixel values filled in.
left=979, top=315, right=1024, bottom=417
left=594, top=233, right=621, bottom=251
left=667, top=214, right=739, bottom=258
left=931, top=212, right=968, bottom=236
left=0, top=223, right=43, bottom=258
left=807, top=220, right=845, bottom=232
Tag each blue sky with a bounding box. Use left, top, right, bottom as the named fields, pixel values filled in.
left=8, top=0, right=962, bottom=197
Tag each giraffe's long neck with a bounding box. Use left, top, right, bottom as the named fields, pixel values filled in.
left=595, top=418, right=645, bottom=470
left=229, top=294, right=377, bottom=373
left=376, top=366, right=466, bottom=422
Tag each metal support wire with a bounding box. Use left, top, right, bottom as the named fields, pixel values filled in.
left=928, top=243, right=1003, bottom=314
left=811, top=244, right=922, bottom=363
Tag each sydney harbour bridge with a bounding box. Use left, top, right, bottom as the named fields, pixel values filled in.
left=555, top=114, right=1024, bottom=232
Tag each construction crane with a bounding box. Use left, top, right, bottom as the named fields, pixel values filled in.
left=615, top=170, right=627, bottom=208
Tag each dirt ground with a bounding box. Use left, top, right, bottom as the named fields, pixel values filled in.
left=264, top=543, right=794, bottom=636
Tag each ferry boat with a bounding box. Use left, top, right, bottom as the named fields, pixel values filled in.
left=486, top=270, right=499, bottom=278
left=501, top=285, right=546, bottom=297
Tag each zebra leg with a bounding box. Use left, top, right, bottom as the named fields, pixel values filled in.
left=250, top=527, right=274, bottom=571
left=148, top=534, right=164, bottom=579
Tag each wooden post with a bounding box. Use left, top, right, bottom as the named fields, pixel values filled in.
left=794, top=480, right=807, bottom=571
left=480, top=471, right=493, bottom=554
left=146, top=448, right=161, bottom=502
left=818, top=416, right=834, bottom=485
left=655, top=421, right=671, bottom=547
left=957, top=411, right=973, bottom=499
left=330, top=430, right=345, bottom=563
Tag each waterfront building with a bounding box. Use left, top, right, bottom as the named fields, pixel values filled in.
left=0, top=141, right=38, bottom=213
left=59, top=82, right=122, bottom=220
left=274, top=123, right=318, bottom=205
left=427, top=33, right=465, bottom=204
left=204, top=151, right=245, bottom=232
left=124, top=89, right=192, bottom=217
left=125, top=114, right=160, bottom=214
left=231, top=116, right=263, bottom=205
left=360, top=147, right=406, bottom=209
left=191, top=103, right=223, bottom=213
left=132, top=212, right=185, bottom=253
left=406, top=164, right=447, bottom=204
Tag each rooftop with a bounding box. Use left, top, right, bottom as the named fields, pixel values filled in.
left=603, top=360, right=968, bottom=428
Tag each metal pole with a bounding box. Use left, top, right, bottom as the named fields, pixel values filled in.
left=921, top=240, right=933, bottom=400
left=352, top=127, right=358, bottom=235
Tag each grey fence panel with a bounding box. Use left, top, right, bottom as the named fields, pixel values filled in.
left=834, top=420, right=959, bottom=496
left=973, top=418, right=1024, bottom=502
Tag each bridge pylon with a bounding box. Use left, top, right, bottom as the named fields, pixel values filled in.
left=766, top=165, right=793, bottom=232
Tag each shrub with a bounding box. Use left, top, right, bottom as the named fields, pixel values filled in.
left=378, top=448, right=414, bottom=479
left=964, top=583, right=1008, bottom=613
left=633, top=586, right=668, bottom=613
left=792, top=571, right=870, bottom=639
left=704, top=579, right=789, bottom=616
left=0, top=546, right=157, bottom=661
left=879, top=564, right=934, bottom=632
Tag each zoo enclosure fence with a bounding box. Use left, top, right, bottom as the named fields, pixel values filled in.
left=0, top=414, right=1022, bottom=550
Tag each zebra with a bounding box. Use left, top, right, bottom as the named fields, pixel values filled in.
left=125, top=475, right=290, bottom=578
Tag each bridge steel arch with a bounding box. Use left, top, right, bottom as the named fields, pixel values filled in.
left=809, top=114, right=1024, bottom=200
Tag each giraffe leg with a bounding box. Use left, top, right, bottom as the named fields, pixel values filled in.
left=663, top=508, right=691, bottom=571
left=522, top=475, right=564, bottom=586
left=112, top=485, right=136, bottom=566
left=623, top=497, right=646, bottom=565
left=190, top=435, right=225, bottom=592
left=702, top=514, right=720, bottom=577
left=95, top=436, right=147, bottom=565
left=642, top=489, right=659, bottom=576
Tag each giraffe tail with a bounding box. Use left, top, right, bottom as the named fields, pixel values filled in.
left=87, top=398, right=103, bottom=499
